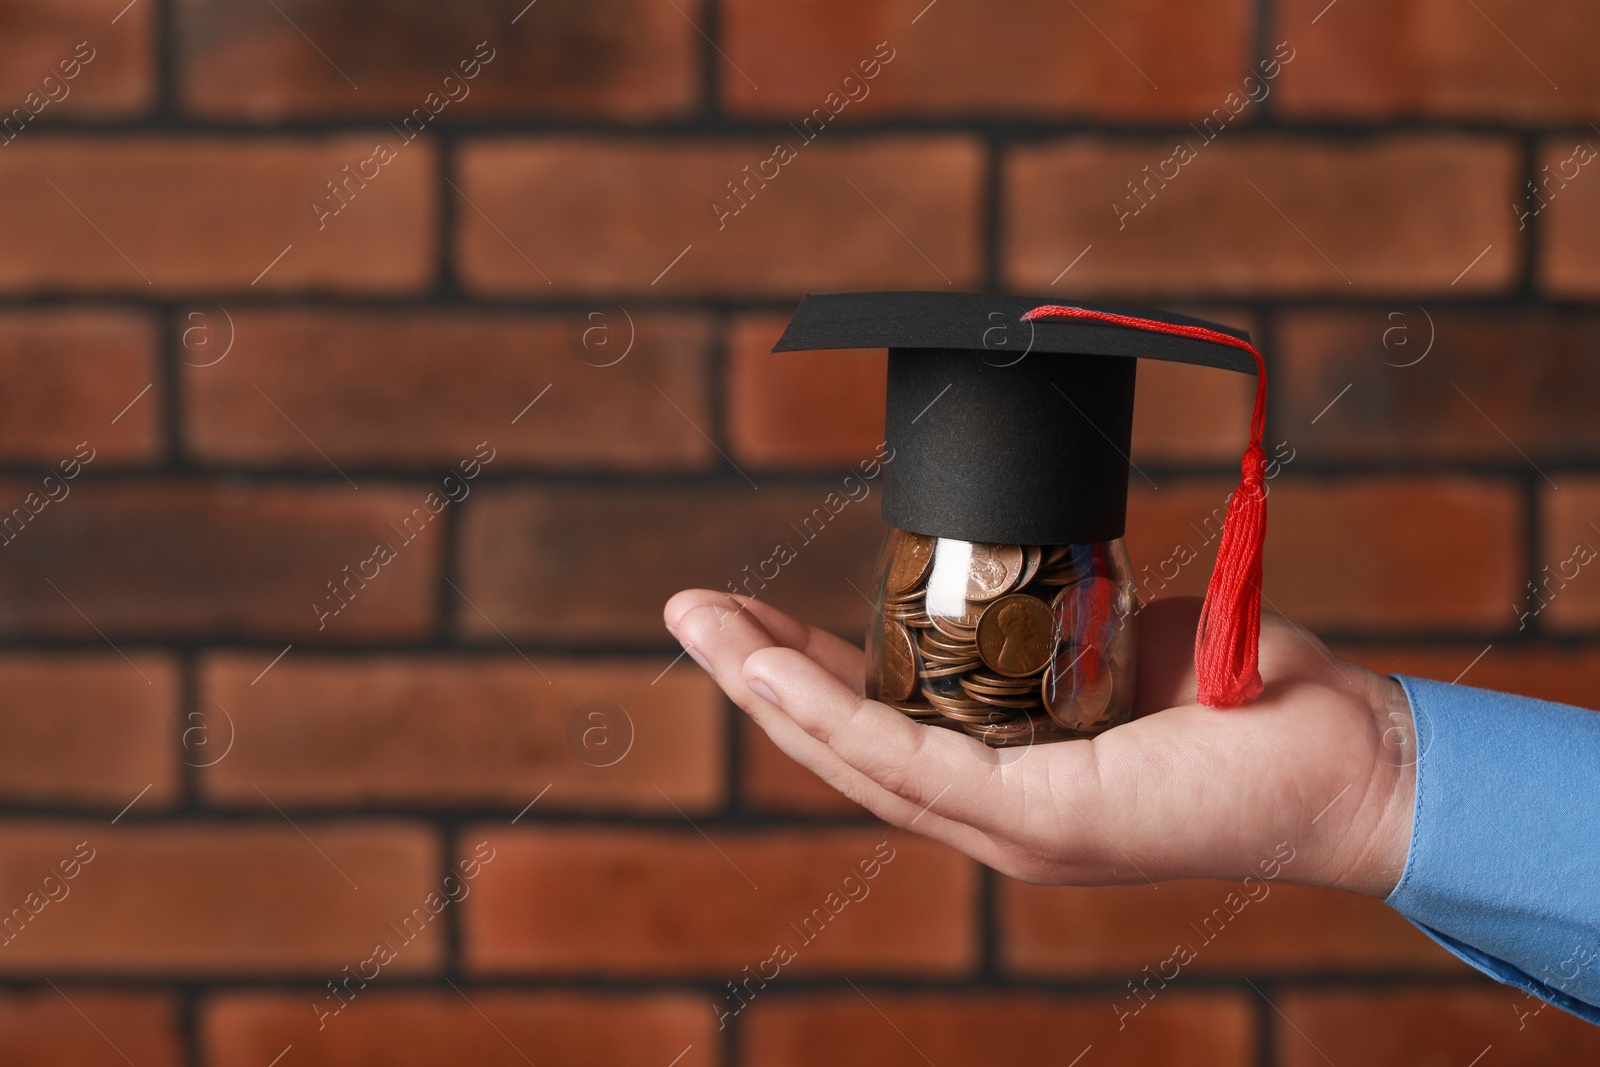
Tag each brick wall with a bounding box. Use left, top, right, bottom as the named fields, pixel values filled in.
left=1, top=0, right=1597, bottom=1064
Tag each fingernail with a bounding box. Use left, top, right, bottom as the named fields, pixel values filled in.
left=747, top=677, right=779, bottom=705
left=684, top=644, right=712, bottom=674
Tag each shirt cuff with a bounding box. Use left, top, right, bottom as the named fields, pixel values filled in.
left=1385, top=674, right=1600, bottom=1025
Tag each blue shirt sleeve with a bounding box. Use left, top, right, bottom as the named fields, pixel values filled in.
left=1386, top=675, right=1600, bottom=1025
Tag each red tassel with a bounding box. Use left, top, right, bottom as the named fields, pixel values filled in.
left=1021, top=304, right=1268, bottom=707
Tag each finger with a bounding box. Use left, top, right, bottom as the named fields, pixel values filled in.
left=743, top=645, right=1060, bottom=842
left=665, top=589, right=865, bottom=692
left=732, top=642, right=1019, bottom=864
left=673, top=602, right=981, bottom=844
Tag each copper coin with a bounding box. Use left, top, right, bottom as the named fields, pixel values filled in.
left=880, top=619, right=917, bottom=703
left=1017, top=545, right=1043, bottom=588
left=975, top=593, right=1056, bottom=678
left=960, top=674, right=1037, bottom=694
left=920, top=626, right=976, bottom=650
left=920, top=659, right=979, bottom=679
left=1041, top=645, right=1114, bottom=730
left=922, top=688, right=990, bottom=711
left=888, top=532, right=937, bottom=596
left=961, top=678, right=1039, bottom=700
left=966, top=670, right=1037, bottom=688
left=925, top=690, right=1010, bottom=717
left=958, top=688, right=1039, bottom=711
left=920, top=639, right=977, bottom=662
left=938, top=704, right=1018, bottom=725
left=965, top=543, right=1025, bottom=601
left=1037, top=544, right=1085, bottom=585
left=917, top=634, right=976, bottom=664
left=929, top=609, right=982, bottom=639
left=1053, top=575, right=1121, bottom=649
left=961, top=717, right=1038, bottom=744
left=889, top=608, right=933, bottom=630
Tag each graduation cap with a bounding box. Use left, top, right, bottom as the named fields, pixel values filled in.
left=772, top=291, right=1268, bottom=708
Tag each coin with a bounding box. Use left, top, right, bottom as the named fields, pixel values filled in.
left=880, top=619, right=918, bottom=703
left=1017, top=545, right=1043, bottom=588
left=921, top=658, right=981, bottom=678
left=1053, top=575, right=1120, bottom=650
left=965, top=543, right=1025, bottom=601
left=888, top=531, right=937, bottom=596
left=920, top=625, right=975, bottom=649
left=1041, top=644, right=1114, bottom=730
left=886, top=698, right=940, bottom=718
left=958, top=683, right=1038, bottom=709
left=975, top=593, right=1056, bottom=678
left=920, top=637, right=977, bottom=661
left=929, top=609, right=982, bottom=639
left=1037, top=544, right=1085, bottom=586
left=960, top=717, right=1039, bottom=744
left=960, top=675, right=1038, bottom=698
left=938, top=704, right=1018, bottom=724
left=873, top=533, right=1132, bottom=746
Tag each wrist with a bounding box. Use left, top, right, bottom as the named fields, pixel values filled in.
left=1329, top=674, right=1419, bottom=897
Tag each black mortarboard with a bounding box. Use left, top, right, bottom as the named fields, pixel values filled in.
left=772, top=290, right=1270, bottom=708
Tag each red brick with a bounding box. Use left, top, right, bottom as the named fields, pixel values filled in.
left=727, top=314, right=887, bottom=469
left=1336, top=644, right=1600, bottom=710
left=1002, top=878, right=1463, bottom=976
left=177, top=0, right=698, bottom=120
left=741, top=714, right=862, bottom=813
left=1280, top=309, right=1600, bottom=460
left=200, top=655, right=724, bottom=811
left=205, top=992, right=713, bottom=1067
left=743, top=992, right=1253, bottom=1067
left=0, top=481, right=442, bottom=641
left=1124, top=478, right=1258, bottom=605
left=0, top=310, right=161, bottom=465
left=457, top=137, right=983, bottom=295
left=1539, top=478, right=1600, bottom=631
left=184, top=310, right=713, bottom=470
left=0, top=991, right=179, bottom=1066
left=1536, top=136, right=1600, bottom=298
left=1005, top=136, right=1519, bottom=295
left=1132, top=354, right=1257, bottom=463
left=0, top=823, right=437, bottom=974
left=463, top=829, right=975, bottom=974
left=723, top=0, right=1252, bottom=120
left=0, top=655, right=177, bottom=807
left=1275, top=988, right=1600, bottom=1067
left=0, top=0, right=154, bottom=119
left=0, top=138, right=434, bottom=293
left=1264, top=478, right=1522, bottom=631
left=1127, top=477, right=1522, bottom=630
left=457, top=485, right=887, bottom=643
left=1278, top=0, right=1598, bottom=121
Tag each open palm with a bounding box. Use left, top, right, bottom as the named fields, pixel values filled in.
left=665, top=590, right=1416, bottom=897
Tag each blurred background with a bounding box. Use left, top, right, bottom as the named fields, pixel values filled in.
left=0, top=0, right=1597, bottom=1062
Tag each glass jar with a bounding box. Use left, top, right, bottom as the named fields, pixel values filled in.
left=865, top=529, right=1138, bottom=747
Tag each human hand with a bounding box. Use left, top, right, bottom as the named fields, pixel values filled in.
left=664, top=590, right=1416, bottom=897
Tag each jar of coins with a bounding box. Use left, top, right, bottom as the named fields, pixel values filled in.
left=772, top=291, right=1270, bottom=736
left=866, top=529, right=1138, bottom=747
